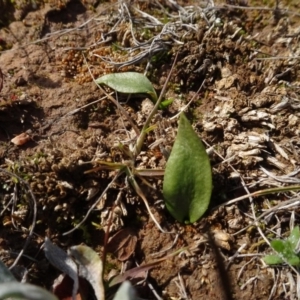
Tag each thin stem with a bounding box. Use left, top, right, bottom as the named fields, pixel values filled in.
left=133, top=52, right=179, bottom=157
left=63, top=170, right=123, bottom=235
left=125, top=167, right=172, bottom=234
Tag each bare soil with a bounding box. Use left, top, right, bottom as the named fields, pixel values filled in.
left=1, top=0, right=300, bottom=299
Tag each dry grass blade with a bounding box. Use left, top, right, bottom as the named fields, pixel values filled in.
left=0, top=168, right=37, bottom=270
left=212, top=186, right=300, bottom=211
left=126, top=167, right=172, bottom=234
left=1, top=0, right=300, bottom=298
left=63, top=171, right=122, bottom=236
left=133, top=52, right=179, bottom=157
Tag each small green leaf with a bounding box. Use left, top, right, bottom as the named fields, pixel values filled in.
left=96, top=72, right=157, bottom=102
left=160, top=98, right=174, bottom=108
left=263, top=255, right=283, bottom=265
left=0, top=283, right=58, bottom=300
left=270, top=240, right=286, bottom=253
left=163, top=113, right=212, bottom=223
left=286, top=254, right=300, bottom=266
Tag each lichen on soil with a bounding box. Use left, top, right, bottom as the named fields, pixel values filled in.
left=1, top=0, right=300, bottom=299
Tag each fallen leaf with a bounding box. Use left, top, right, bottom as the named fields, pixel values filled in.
left=108, top=264, right=153, bottom=287
left=108, top=247, right=187, bottom=287
left=107, top=228, right=137, bottom=261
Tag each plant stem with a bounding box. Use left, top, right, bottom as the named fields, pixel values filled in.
left=125, top=167, right=171, bottom=233
left=133, top=52, right=178, bottom=157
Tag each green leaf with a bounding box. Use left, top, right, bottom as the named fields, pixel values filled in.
left=163, top=113, right=212, bottom=223
left=112, top=281, right=139, bottom=300
left=288, top=226, right=300, bottom=250
left=0, top=259, right=17, bottom=283
left=0, top=282, right=58, bottom=300
left=286, top=254, right=300, bottom=266
left=96, top=72, right=157, bottom=102
left=263, top=255, right=283, bottom=265
left=44, top=237, right=78, bottom=300
left=69, top=245, right=105, bottom=300
left=160, top=98, right=174, bottom=108
left=270, top=239, right=286, bottom=253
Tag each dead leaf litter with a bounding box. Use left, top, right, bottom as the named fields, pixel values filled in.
left=1, top=0, right=300, bottom=299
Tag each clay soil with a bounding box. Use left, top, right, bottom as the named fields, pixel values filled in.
left=1, top=0, right=300, bottom=299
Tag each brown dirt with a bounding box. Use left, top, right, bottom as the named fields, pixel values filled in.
left=1, top=0, right=300, bottom=299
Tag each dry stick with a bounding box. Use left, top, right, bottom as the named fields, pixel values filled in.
left=63, top=171, right=122, bottom=236
left=203, top=139, right=269, bottom=295
left=170, top=79, right=206, bottom=121
left=268, top=270, right=279, bottom=300
left=133, top=52, right=179, bottom=157
left=248, top=184, right=272, bottom=248
left=175, top=272, right=188, bottom=300
left=255, top=56, right=300, bottom=60
left=62, top=94, right=112, bottom=117
left=126, top=167, right=172, bottom=234
left=0, top=193, right=15, bottom=216
left=215, top=4, right=300, bottom=17
left=232, top=197, right=300, bottom=237
left=0, top=168, right=37, bottom=269
left=217, top=187, right=300, bottom=275
left=232, top=165, right=272, bottom=249
left=212, top=185, right=300, bottom=211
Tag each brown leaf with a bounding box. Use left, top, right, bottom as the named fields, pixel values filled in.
left=109, top=247, right=188, bottom=287
left=108, top=263, right=156, bottom=287
left=107, top=228, right=137, bottom=261
left=11, top=133, right=31, bottom=146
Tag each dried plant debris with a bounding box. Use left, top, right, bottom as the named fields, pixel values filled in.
left=1, top=0, right=300, bottom=299
left=107, top=228, right=137, bottom=261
